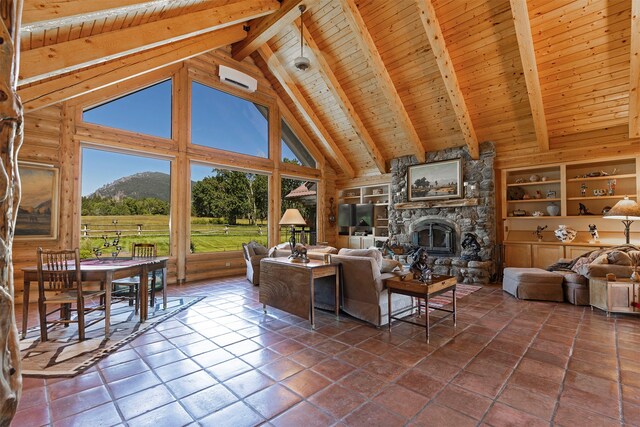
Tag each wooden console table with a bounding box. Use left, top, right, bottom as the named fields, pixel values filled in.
left=385, top=274, right=457, bottom=341
left=589, top=277, right=640, bottom=316
left=259, top=257, right=340, bottom=329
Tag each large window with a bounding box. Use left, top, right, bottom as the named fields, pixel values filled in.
left=282, top=119, right=315, bottom=167
left=83, top=80, right=172, bottom=139
left=190, top=164, right=268, bottom=253
left=281, top=177, right=317, bottom=245
left=80, top=148, right=171, bottom=258
left=191, top=82, right=269, bottom=158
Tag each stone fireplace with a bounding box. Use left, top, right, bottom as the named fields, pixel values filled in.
left=388, top=142, right=497, bottom=284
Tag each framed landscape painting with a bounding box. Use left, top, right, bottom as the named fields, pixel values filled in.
left=16, top=164, right=59, bottom=240
left=408, top=159, right=463, bottom=201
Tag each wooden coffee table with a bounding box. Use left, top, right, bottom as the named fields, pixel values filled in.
left=385, top=274, right=457, bottom=341
left=260, top=257, right=340, bottom=329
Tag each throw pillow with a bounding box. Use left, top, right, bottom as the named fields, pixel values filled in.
left=338, top=248, right=383, bottom=268
left=607, top=251, right=632, bottom=266
left=306, top=245, right=338, bottom=254
left=380, top=258, right=403, bottom=273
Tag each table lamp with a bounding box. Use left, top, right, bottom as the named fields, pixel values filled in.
left=279, top=209, right=307, bottom=252
left=603, top=196, right=640, bottom=244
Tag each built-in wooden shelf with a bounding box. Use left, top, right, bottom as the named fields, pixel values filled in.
left=507, top=198, right=561, bottom=203
left=506, top=180, right=561, bottom=187
left=566, top=173, right=636, bottom=182
left=566, top=195, right=636, bottom=201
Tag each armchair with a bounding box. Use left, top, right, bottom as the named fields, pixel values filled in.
left=242, top=241, right=268, bottom=285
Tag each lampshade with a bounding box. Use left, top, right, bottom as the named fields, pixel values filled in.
left=603, top=196, right=640, bottom=220
left=279, top=209, right=306, bottom=226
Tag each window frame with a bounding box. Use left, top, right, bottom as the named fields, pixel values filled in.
left=79, top=142, right=175, bottom=257
left=188, top=160, right=272, bottom=256
left=79, top=78, right=175, bottom=142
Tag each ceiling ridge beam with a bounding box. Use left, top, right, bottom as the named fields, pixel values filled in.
left=19, top=25, right=247, bottom=112
left=338, top=0, right=425, bottom=164
left=295, top=21, right=386, bottom=173
left=630, top=0, right=640, bottom=137
left=232, top=0, right=317, bottom=62
left=255, top=44, right=356, bottom=178
left=508, top=0, right=549, bottom=151
left=415, top=0, right=480, bottom=159
left=19, top=0, right=279, bottom=85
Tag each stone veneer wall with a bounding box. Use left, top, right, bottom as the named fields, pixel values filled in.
left=389, top=142, right=497, bottom=284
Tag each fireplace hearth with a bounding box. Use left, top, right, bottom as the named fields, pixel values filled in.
left=412, top=220, right=456, bottom=256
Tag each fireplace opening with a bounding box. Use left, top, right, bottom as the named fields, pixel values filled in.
left=412, top=221, right=456, bottom=256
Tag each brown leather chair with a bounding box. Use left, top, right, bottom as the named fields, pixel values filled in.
left=37, top=247, right=109, bottom=341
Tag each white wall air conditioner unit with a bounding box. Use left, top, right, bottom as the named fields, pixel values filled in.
left=218, top=65, right=257, bottom=93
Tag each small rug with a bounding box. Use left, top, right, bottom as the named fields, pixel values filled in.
left=420, top=283, right=482, bottom=312
left=20, top=296, right=203, bottom=377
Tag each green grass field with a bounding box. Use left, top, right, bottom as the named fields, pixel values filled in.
left=80, top=215, right=269, bottom=258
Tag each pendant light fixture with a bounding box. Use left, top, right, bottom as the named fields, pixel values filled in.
left=294, top=5, right=311, bottom=71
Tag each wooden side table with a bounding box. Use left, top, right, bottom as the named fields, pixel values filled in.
left=259, top=257, right=340, bottom=329
left=385, top=274, right=457, bottom=342
left=589, top=277, right=640, bottom=316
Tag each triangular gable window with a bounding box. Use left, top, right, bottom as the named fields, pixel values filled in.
left=83, top=80, right=172, bottom=139
left=281, top=119, right=316, bottom=168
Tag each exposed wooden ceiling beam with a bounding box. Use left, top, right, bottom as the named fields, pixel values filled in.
left=232, top=0, right=314, bottom=62
left=415, top=0, right=480, bottom=159
left=19, top=24, right=247, bottom=112
left=295, top=21, right=386, bottom=173
left=338, top=0, right=425, bottom=164
left=19, top=0, right=279, bottom=85
left=509, top=0, right=549, bottom=151
left=22, top=0, right=177, bottom=29
left=256, top=44, right=356, bottom=178
left=630, top=0, right=640, bottom=137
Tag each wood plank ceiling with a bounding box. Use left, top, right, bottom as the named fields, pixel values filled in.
left=17, top=0, right=640, bottom=178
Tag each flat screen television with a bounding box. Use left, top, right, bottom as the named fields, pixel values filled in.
left=355, top=204, right=374, bottom=227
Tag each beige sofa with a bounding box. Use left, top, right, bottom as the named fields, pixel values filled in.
left=270, top=247, right=412, bottom=326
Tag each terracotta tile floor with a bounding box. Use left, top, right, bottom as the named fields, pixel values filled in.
left=11, top=276, right=640, bottom=426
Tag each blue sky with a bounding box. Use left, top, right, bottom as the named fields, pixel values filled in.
left=81, top=79, right=300, bottom=195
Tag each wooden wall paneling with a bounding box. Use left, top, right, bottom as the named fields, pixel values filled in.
left=22, top=0, right=165, bottom=26
left=338, top=0, right=426, bottom=164
left=20, top=0, right=280, bottom=84
left=296, top=20, right=386, bottom=174
left=509, top=0, right=549, bottom=152
left=415, top=0, right=479, bottom=159
left=255, top=43, right=355, bottom=178
left=19, top=24, right=248, bottom=112
left=630, top=0, right=640, bottom=137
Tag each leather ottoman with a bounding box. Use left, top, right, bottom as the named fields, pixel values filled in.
left=502, top=267, right=564, bottom=302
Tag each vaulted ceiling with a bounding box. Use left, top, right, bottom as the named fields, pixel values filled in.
left=18, top=0, right=640, bottom=178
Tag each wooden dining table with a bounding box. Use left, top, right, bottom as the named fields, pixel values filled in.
left=21, top=256, right=168, bottom=339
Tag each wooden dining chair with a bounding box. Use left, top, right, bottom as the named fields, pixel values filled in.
left=37, top=247, right=109, bottom=341
left=112, top=243, right=160, bottom=312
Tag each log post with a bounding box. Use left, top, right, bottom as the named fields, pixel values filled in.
left=0, top=0, right=23, bottom=425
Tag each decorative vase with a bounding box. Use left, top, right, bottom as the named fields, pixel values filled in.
left=554, top=225, right=577, bottom=243
left=547, top=203, right=560, bottom=216
left=631, top=269, right=640, bottom=282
